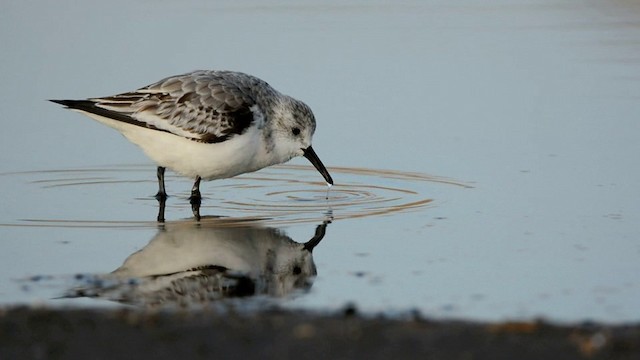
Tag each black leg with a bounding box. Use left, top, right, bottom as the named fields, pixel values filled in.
left=155, top=166, right=167, bottom=222
left=191, top=201, right=201, bottom=221
left=190, top=176, right=202, bottom=202
left=190, top=176, right=202, bottom=221
left=155, top=166, right=167, bottom=200
left=157, top=196, right=166, bottom=223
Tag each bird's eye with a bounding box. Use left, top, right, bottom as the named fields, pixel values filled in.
left=292, top=127, right=301, bottom=136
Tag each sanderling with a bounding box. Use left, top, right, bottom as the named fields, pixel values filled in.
left=51, top=70, right=333, bottom=219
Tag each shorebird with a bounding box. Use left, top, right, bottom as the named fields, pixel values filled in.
left=51, top=70, right=333, bottom=220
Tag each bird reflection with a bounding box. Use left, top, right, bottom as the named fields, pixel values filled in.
left=65, top=219, right=330, bottom=308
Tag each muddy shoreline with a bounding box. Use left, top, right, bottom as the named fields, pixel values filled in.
left=1, top=307, right=638, bottom=359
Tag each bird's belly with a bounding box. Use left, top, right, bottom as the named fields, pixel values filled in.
left=120, top=125, right=269, bottom=180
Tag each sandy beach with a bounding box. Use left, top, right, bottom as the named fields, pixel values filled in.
left=1, top=307, right=639, bottom=360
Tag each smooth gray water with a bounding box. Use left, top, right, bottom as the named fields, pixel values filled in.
left=1, top=0, right=639, bottom=323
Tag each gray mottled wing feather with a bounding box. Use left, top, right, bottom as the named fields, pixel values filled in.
left=89, top=71, right=268, bottom=143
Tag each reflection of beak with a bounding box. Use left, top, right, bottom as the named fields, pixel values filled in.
left=302, top=146, right=333, bottom=185
left=303, top=221, right=329, bottom=252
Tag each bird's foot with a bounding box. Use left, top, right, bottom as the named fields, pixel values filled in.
left=189, top=192, right=201, bottom=204
left=156, top=194, right=167, bottom=223
left=190, top=192, right=201, bottom=221
left=191, top=201, right=201, bottom=221
left=155, top=191, right=168, bottom=202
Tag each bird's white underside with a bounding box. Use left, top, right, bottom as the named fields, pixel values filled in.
left=73, top=109, right=283, bottom=180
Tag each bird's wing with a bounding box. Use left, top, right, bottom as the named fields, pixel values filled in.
left=87, top=71, right=266, bottom=143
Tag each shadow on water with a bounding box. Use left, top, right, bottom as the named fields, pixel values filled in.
left=58, top=218, right=331, bottom=309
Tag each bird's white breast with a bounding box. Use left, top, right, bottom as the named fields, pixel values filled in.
left=77, top=109, right=279, bottom=180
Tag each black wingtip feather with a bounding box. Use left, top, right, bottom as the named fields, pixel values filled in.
left=49, top=98, right=141, bottom=126
left=49, top=98, right=174, bottom=137
left=49, top=99, right=70, bottom=106
left=49, top=97, right=250, bottom=145
left=49, top=99, right=89, bottom=109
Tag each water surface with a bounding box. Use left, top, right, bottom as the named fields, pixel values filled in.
left=1, top=0, right=639, bottom=323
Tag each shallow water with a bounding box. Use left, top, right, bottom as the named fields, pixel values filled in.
left=0, top=165, right=452, bottom=226
left=1, top=0, right=640, bottom=323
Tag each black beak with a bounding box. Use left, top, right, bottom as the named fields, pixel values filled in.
left=303, top=221, right=330, bottom=252
left=302, top=146, right=333, bottom=185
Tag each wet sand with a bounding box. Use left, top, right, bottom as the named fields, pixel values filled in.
left=1, top=307, right=638, bottom=360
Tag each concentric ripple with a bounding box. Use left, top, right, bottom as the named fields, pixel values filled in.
left=0, top=164, right=471, bottom=227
